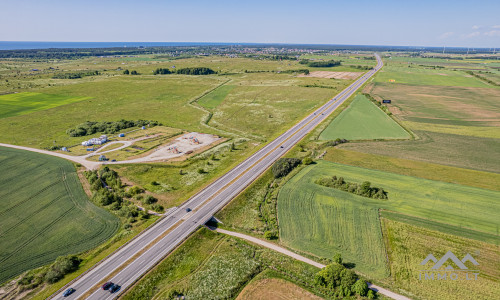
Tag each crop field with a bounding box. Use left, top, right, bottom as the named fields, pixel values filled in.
left=0, top=147, right=119, bottom=283
left=381, top=218, right=500, bottom=300
left=197, top=84, right=235, bottom=109
left=278, top=166, right=389, bottom=279
left=281, top=161, right=500, bottom=237
left=236, top=278, right=322, bottom=300
left=0, top=92, right=91, bottom=119
left=319, top=94, right=410, bottom=140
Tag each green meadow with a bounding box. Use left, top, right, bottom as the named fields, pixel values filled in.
left=0, top=92, right=90, bottom=119
left=197, top=84, right=235, bottom=109
left=319, top=94, right=410, bottom=140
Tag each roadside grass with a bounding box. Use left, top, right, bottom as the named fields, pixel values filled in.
left=381, top=218, right=500, bottom=300
left=324, top=148, right=500, bottom=191
left=123, top=228, right=328, bottom=300
left=319, top=94, right=410, bottom=140
left=279, top=160, right=500, bottom=242
left=0, top=147, right=119, bottom=284
left=0, top=92, right=91, bottom=119
left=404, top=121, right=500, bottom=139
left=338, top=130, right=500, bottom=173
left=197, top=84, right=235, bottom=109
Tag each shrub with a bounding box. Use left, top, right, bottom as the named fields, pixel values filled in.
left=44, top=255, right=81, bottom=283
left=129, top=185, right=144, bottom=195
left=143, top=195, right=158, bottom=205
left=352, top=279, right=369, bottom=296
left=303, top=157, right=313, bottom=165
left=271, top=158, right=301, bottom=178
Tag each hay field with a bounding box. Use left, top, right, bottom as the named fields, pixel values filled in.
left=236, top=278, right=322, bottom=300
left=319, top=94, right=410, bottom=140
left=0, top=147, right=119, bottom=283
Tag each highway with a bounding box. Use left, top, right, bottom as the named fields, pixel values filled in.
left=52, top=54, right=384, bottom=300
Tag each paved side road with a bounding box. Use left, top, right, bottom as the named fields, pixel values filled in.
left=215, top=228, right=412, bottom=300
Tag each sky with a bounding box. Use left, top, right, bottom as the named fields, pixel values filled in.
left=1, top=0, right=499, bottom=48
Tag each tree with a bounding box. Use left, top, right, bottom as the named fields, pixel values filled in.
left=143, top=195, right=157, bottom=205
left=303, top=157, right=313, bottom=165
left=352, top=279, right=369, bottom=296
left=123, top=69, right=129, bottom=74
left=271, top=158, right=301, bottom=178
left=130, top=70, right=138, bottom=75
left=333, top=253, right=343, bottom=264
left=367, top=289, right=376, bottom=299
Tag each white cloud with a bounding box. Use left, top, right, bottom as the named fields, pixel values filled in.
left=462, top=31, right=481, bottom=39
left=484, top=30, right=500, bottom=37
left=472, top=25, right=481, bottom=30
left=438, top=32, right=454, bottom=39
left=492, top=25, right=500, bottom=29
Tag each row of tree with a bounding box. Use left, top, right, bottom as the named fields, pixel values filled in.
left=299, top=59, right=341, bottom=67
left=271, top=158, right=302, bottom=178
left=153, top=67, right=216, bottom=75
left=66, top=119, right=160, bottom=137
left=123, top=69, right=139, bottom=75
left=52, top=70, right=99, bottom=79
left=316, top=176, right=388, bottom=199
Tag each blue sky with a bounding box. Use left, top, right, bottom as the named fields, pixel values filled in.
left=1, top=0, right=499, bottom=47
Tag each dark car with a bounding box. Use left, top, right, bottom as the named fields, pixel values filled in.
left=102, top=282, right=113, bottom=290
left=280, top=146, right=284, bottom=148
left=185, top=207, right=192, bottom=212
left=109, top=284, right=121, bottom=293
left=63, top=288, right=75, bottom=297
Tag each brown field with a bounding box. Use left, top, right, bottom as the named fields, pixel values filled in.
left=236, top=278, right=322, bottom=300
left=298, top=71, right=362, bottom=79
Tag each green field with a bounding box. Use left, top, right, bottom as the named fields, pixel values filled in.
left=197, top=84, right=235, bottom=109
left=278, top=166, right=389, bottom=279
left=277, top=161, right=500, bottom=278
left=319, top=94, right=410, bottom=140
left=0, top=92, right=90, bottom=119
left=0, top=147, right=119, bottom=283
left=381, top=218, right=500, bottom=300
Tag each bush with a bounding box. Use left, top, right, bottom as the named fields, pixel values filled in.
left=151, top=204, right=164, bottom=213
left=197, top=168, right=206, bottom=174
left=302, top=157, right=313, bottom=165
left=67, top=119, right=160, bottom=137
left=44, top=255, right=81, bottom=283
left=271, top=158, right=301, bottom=178
left=352, top=279, right=369, bottom=296
left=143, top=195, right=158, bottom=205
left=129, top=185, right=144, bottom=195
left=264, top=231, right=276, bottom=240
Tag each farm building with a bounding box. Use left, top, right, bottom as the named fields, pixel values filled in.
left=81, top=135, right=108, bottom=146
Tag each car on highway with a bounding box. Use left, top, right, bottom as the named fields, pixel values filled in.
left=63, top=288, right=75, bottom=297
left=109, top=284, right=121, bottom=293
left=185, top=207, right=192, bottom=212
left=102, top=281, right=113, bottom=290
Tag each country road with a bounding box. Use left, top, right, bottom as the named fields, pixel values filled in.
left=34, top=53, right=388, bottom=300
left=215, top=228, right=412, bottom=300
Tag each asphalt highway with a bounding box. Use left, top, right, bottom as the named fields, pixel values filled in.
left=52, top=53, right=383, bottom=300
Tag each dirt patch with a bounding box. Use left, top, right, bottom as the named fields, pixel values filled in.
left=298, top=71, right=362, bottom=80
left=236, top=278, right=322, bottom=300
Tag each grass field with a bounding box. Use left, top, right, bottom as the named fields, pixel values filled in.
left=197, top=84, right=235, bottom=109
left=0, top=147, right=119, bottom=283
left=0, top=92, right=90, bottom=119
left=381, top=218, right=500, bottom=300
left=324, top=148, right=500, bottom=192
left=319, top=94, right=410, bottom=140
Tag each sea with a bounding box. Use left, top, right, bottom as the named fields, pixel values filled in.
left=0, top=41, right=238, bottom=51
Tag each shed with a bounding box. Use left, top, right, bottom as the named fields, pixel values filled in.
left=119, top=133, right=125, bottom=137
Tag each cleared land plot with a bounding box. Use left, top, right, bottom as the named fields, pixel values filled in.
left=297, top=71, right=362, bottom=79
left=278, top=165, right=389, bottom=279
left=374, top=65, right=492, bottom=88
left=279, top=161, right=500, bottom=246
left=0, top=92, right=90, bottom=119
left=197, top=84, right=235, bottom=109
left=370, top=83, right=500, bottom=127
left=0, top=147, right=119, bottom=283
left=324, top=148, right=500, bottom=192
left=338, top=130, right=500, bottom=173
left=319, top=94, right=410, bottom=140
left=381, top=218, right=499, bottom=300
left=236, top=278, right=322, bottom=300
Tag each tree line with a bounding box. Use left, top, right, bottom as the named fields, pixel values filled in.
left=316, top=176, right=388, bottom=199
left=153, top=67, right=216, bottom=75
left=66, top=119, right=160, bottom=137
left=299, top=59, right=341, bottom=67
left=52, top=70, right=99, bottom=79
